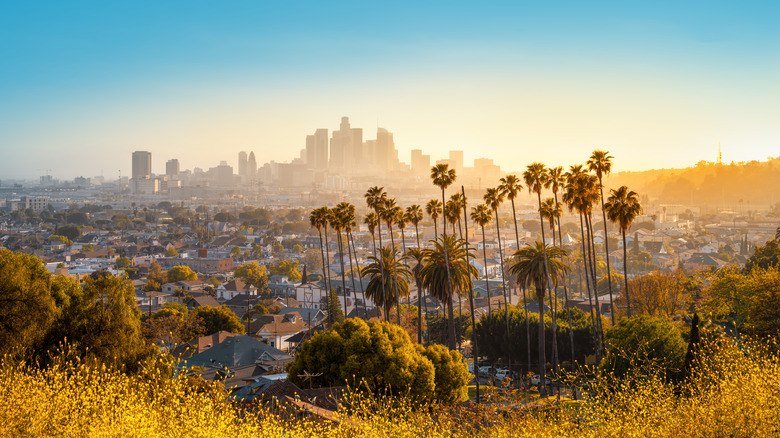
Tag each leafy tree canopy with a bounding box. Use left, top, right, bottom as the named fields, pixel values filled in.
left=166, top=265, right=197, bottom=283
left=233, top=262, right=269, bottom=289
left=288, top=319, right=470, bottom=405
left=745, top=239, right=780, bottom=272
left=269, top=259, right=302, bottom=281
left=192, top=306, right=245, bottom=335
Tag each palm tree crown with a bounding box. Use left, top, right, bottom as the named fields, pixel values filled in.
left=362, top=246, right=412, bottom=320
left=430, top=164, right=456, bottom=192
left=419, top=234, right=476, bottom=307
left=510, top=242, right=569, bottom=301
left=499, top=174, right=523, bottom=200
left=605, top=186, right=642, bottom=234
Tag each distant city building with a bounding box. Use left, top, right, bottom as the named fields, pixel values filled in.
left=214, top=161, right=234, bottom=186
left=131, top=151, right=152, bottom=193
left=449, top=150, right=464, bottom=172
left=329, top=117, right=363, bottom=172
left=247, top=151, right=257, bottom=181
left=166, top=159, right=180, bottom=177
left=305, top=128, right=329, bottom=170
left=411, top=149, right=430, bottom=176
left=22, top=196, right=49, bottom=212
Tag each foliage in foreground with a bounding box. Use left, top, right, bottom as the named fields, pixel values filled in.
left=1, top=339, right=778, bottom=437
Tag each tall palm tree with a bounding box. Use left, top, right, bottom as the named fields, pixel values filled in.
left=509, top=242, right=570, bottom=394
left=329, top=205, right=350, bottom=313
left=564, top=167, right=604, bottom=359
left=362, top=246, right=411, bottom=322
left=340, top=203, right=364, bottom=318
left=459, top=185, right=480, bottom=403
left=587, top=150, right=616, bottom=324
left=540, top=197, right=562, bottom=374
left=484, top=186, right=513, bottom=368
left=380, top=198, right=404, bottom=323
left=499, top=174, right=527, bottom=371
left=605, top=186, right=642, bottom=318
left=419, top=234, right=476, bottom=351
left=405, top=205, right=424, bottom=250
left=545, top=166, right=576, bottom=370
left=430, top=163, right=457, bottom=349
left=365, top=186, right=388, bottom=248
left=470, top=204, right=493, bottom=315
left=364, top=212, right=378, bottom=255
left=449, top=192, right=466, bottom=238
left=397, top=210, right=412, bottom=321
left=426, top=199, right=442, bottom=238
left=407, top=246, right=426, bottom=344
left=309, top=207, right=331, bottom=297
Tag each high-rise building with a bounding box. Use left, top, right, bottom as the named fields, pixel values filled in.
left=247, top=151, right=257, bottom=180
left=238, top=151, right=248, bottom=181
left=329, top=117, right=363, bottom=172
left=132, top=151, right=152, bottom=180
left=375, top=127, right=396, bottom=172
left=131, top=151, right=152, bottom=193
left=166, top=159, right=180, bottom=177
left=305, top=129, right=329, bottom=170
left=411, top=149, right=430, bottom=176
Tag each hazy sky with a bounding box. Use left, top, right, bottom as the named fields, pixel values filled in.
left=2, top=1, right=779, bottom=180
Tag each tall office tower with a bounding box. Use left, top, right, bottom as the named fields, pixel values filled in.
left=131, top=151, right=152, bottom=193
left=449, top=150, right=464, bottom=172
left=132, top=151, right=152, bottom=180
left=165, top=159, right=180, bottom=177
left=238, top=151, right=248, bottom=181
left=411, top=149, right=431, bottom=176
left=247, top=151, right=257, bottom=180
left=305, top=128, right=329, bottom=170
left=329, top=116, right=363, bottom=172
left=375, top=127, right=396, bottom=172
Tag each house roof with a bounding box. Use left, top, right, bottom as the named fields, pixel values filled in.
left=179, top=335, right=292, bottom=368
left=250, top=312, right=308, bottom=337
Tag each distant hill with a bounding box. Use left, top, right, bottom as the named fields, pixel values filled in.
left=605, top=156, right=780, bottom=212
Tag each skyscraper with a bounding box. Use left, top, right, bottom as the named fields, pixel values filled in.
left=329, top=117, right=363, bottom=172
left=411, top=149, right=430, bottom=176
left=238, top=151, right=248, bottom=181
left=305, top=128, right=328, bottom=170
left=166, top=159, right=180, bottom=176
left=247, top=151, right=257, bottom=181
left=132, top=151, right=151, bottom=180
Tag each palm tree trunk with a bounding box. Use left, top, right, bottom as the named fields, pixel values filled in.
left=537, top=286, right=546, bottom=394
left=622, top=229, right=631, bottom=318
left=554, top=206, right=576, bottom=373
left=548, top=221, right=559, bottom=392
left=401, top=229, right=411, bottom=330
left=456, top=220, right=464, bottom=351
left=415, top=223, right=423, bottom=344
left=346, top=231, right=360, bottom=319
left=337, top=230, right=349, bottom=315
left=350, top=231, right=368, bottom=318
left=522, top=285, right=531, bottom=375
left=494, top=213, right=512, bottom=370
left=388, top=224, right=401, bottom=325
left=441, top=189, right=456, bottom=350
left=481, top=225, right=491, bottom=316
left=460, top=185, right=480, bottom=403
left=585, top=213, right=605, bottom=357
left=375, top=208, right=388, bottom=322
left=536, top=191, right=551, bottom=395
left=323, top=225, right=335, bottom=323
left=579, top=213, right=600, bottom=362
left=599, top=182, right=616, bottom=325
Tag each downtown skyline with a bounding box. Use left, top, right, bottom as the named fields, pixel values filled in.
left=2, top=1, right=779, bottom=180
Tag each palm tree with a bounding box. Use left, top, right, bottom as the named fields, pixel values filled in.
left=540, top=196, right=563, bottom=375
left=329, top=205, right=350, bottom=313
left=484, top=186, right=513, bottom=368
left=458, top=185, right=480, bottom=402
left=362, top=246, right=412, bottom=321
left=499, top=173, right=527, bottom=371
left=407, top=247, right=426, bottom=344
left=430, top=163, right=457, bottom=349
left=405, top=205, right=424, bottom=249
left=426, top=199, right=442, bottom=238
left=419, top=234, right=476, bottom=350
left=587, top=149, right=616, bottom=324
left=365, top=186, right=388, bottom=248
left=340, top=203, right=364, bottom=318
left=545, top=166, right=576, bottom=370
left=364, top=212, right=378, bottom=255
left=470, top=204, right=493, bottom=315
left=449, top=192, right=466, bottom=238
left=379, top=198, right=404, bottom=322
left=564, top=166, right=604, bottom=359
left=309, top=207, right=331, bottom=296
left=509, top=242, right=570, bottom=394
left=605, top=186, right=642, bottom=318
left=397, top=210, right=412, bottom=321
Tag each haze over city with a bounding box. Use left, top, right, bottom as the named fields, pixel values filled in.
left=2, top=1, right=780, bottom=180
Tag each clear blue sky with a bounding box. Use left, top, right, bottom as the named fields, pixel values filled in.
left=1, top=1, right=779, bottom=180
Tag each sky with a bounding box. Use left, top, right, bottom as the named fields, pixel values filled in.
left=1, top=1, right=779, bottom=180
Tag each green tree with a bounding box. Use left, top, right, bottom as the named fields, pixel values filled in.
left=269, top=259, right=302, bottom=282
left=430, top=163, right=457, bottom=349
left=600, top=315, right=686, bottom=382
left=48, top=235, right=72, bottom=246
left=588, top=149, right=617, bottom=322
left=43, top=272, right=154, bottom=373
left=325, top=288, right=345, bottom=326
left=58, top=224, right=82, bottom=241
left=166, top=265, right=198, bottom=283
left=288, top=319, right=469, bottom=405
left=165, top=246, right=179, bottom=257
left=233, top=262, right=269, bottom=290
left=147, top=261, right=166, bottom=285
left=116, top=256, right=131, bottom=269
left=0, top=250, right=57, bottom=357
left=745, top=239, right=780, bottom=272
left=193, top=306, right=245, bottom=335
left=230, top=246, right=241, bottom=258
